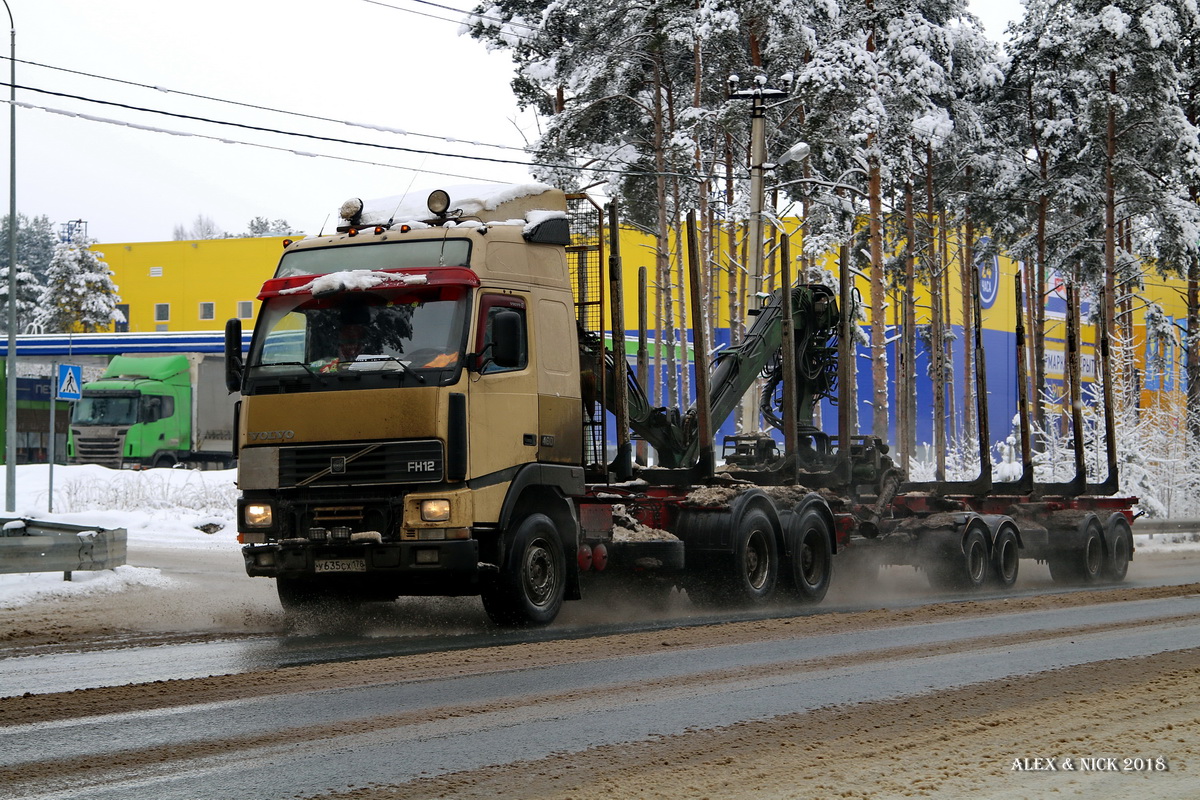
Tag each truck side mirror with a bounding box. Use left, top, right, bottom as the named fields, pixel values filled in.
left=224, top=318, right=244, bottom=393
left=491, top=309, right=522, bottom=369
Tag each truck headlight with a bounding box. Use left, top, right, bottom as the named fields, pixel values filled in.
left=420, top=499, right=451, bottom=522
left=244, top=503, right=274, bottom=528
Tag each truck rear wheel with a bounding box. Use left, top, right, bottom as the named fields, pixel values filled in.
left=481, top=513, right=565, bottom=627
left=731, top=507, right=778, bottom=605
left=786, top=507, right=832, bottom=604
left=683, top=507, right=779, bottom=609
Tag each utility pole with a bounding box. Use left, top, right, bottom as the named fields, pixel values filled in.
left=3, top=1, right=15, bottom=511
left=729, top=74, right=786, bottom=434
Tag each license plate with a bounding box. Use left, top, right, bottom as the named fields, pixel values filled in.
left=315, top=558, right=366, bottom=573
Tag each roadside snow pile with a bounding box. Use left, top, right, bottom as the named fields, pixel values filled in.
left=0, top=565, right=173, bottom=609
left=3, top=464, right=239, bottom=550
left=1135, top=533, right=1200, bottom=553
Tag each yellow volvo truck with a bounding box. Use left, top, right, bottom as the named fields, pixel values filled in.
left=227, top=185, right=611, bottom=625
left=227, top=183, right=1138, bottom=627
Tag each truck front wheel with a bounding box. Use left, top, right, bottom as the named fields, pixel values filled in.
left=481, top=513, right=565, bottom=627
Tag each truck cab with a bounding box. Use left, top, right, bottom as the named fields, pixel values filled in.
left=70, top=355, right=192, bottom=469
left=230, top=185, right=585, bottom=624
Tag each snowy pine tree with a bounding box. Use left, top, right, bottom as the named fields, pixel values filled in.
left=0, top=213, right=57, bottom=285
left=0, top=262, right=44, bottom=333
left=34, top=239, right=123, bottom=333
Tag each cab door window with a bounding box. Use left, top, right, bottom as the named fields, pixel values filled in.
left=476, top=295, right=527, bottom=373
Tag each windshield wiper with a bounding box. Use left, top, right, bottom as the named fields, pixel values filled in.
left=260, top=361, right=320, bottom=375
left=348, top=356, right=426, bottom=383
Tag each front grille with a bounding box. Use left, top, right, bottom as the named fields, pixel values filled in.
left=278, top=440, right=444, bottom=487
left=73, top=436, right=124, bottom=468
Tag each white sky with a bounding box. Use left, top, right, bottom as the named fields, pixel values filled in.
left=3, top=0, right=1021, bottom=244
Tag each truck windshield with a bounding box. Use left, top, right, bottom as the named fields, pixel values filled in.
left=72, top=394, right=139, bottom=426
left=248, top=285, right=469, bottom=382
left=274, top=239, right=471, bottom=278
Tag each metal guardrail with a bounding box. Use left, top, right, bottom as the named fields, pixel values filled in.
left=0, top=518, right=127, bottom=579
left=1131, top=519, right=1200, bottom=535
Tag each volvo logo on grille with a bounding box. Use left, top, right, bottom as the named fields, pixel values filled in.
left=330, top=456, right=347, bottom=474
left=249, top=430, right=295, bottom=441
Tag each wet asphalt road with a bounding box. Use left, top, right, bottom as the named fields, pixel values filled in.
left=2, top=595, right=1198, bottom=800
left=1, top=552, right=1198, bottom=697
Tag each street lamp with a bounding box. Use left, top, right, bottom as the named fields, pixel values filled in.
left=3, top=0, right=14, bottom=512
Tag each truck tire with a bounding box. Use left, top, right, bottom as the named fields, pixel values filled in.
left=928, top=523, right=989, bottom=591
left=276, top=576, right=351, bottom=613
left=727, top=507, right=779, bottom=606
left=990, top=523, right=1020, bottom=588
left=786, top=507, right=832, bottom=604
left=1048, top=517, right=1104, bottom=585
left=1102, top=515, right=1133, bottom=582
left=683, top=507, right=779, bottom=609
left=481, top=513, right=566, bottom=627
left=276, top=576, right=318, bottom=611
left=153, top=453, right=177, bottom=469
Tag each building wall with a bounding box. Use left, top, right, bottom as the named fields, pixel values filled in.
left=91, top=237, right=290, bottom=333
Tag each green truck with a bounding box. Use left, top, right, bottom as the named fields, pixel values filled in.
left=68, top=353, right=236, bottom=469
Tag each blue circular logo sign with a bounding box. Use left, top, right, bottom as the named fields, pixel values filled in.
left=975, top=237, right=1000, bottom=309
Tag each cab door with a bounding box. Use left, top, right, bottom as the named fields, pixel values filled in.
left=467, top=294, right=538, bottom=519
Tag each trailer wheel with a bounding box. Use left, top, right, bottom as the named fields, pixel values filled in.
left=481, top=513, right=565, bottom=627
left=990, top=524, right=1020, bottom=588
left=928, top=524, right=989, bottom=591
left=786, top=507, right=832, bottom=604
left=1048, top=517, right=1104, bottom=585
left=1103, top=516, right=1133, bottom=583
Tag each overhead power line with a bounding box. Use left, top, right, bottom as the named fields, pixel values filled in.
left=4, top=96, right=514, bottom=184
left=6, top=81, right=544, bottom=169
left=2, top=89, right=720, bottom=183
left=355, top=0, right=541, bottom=35
left=2, top=55, right=531, bottom=155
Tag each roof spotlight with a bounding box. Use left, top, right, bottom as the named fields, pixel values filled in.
left=427, top=190, right=451, bottom=216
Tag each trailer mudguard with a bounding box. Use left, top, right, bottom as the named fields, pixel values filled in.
left=915, top=512, right=981, bottom=561
left=978, top=514, right=1019, bottom=548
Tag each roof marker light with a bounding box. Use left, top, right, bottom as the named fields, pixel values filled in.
left=374, top=226, right=386, bottom=235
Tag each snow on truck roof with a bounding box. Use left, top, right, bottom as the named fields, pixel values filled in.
left=352, top=183, right=567, bottom=227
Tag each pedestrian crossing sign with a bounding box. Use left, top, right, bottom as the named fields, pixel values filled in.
left=57, top=364, right=82, bottom=401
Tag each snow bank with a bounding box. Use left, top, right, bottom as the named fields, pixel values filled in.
left=0, top=565, right=173, bottom=609
left=3, top=463, right=239, bottom=549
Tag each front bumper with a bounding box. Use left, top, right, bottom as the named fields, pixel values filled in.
left=243, top=538, right=482, bottom=594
